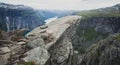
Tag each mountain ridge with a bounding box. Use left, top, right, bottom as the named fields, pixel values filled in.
left=0, top=3, right=73, bottom=32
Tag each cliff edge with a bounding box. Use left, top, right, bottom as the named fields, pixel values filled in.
left=23, top=16, right=81, bottom=65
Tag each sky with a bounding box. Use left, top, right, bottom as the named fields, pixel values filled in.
left=0, top=0, right=120, bottom=10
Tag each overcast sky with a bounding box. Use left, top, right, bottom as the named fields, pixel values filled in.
left=0, top=0, right=120, bottom=10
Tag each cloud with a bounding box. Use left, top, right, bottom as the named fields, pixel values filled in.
left=0, top=0, right=120, bottom=10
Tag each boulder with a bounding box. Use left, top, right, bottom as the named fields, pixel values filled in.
left=22, top=47, right=50, bottom=65
left=17, top=41, right=26, bottom=45
left=0, top=53, right=10, bottom=65
left=18, top=39, right=28, bottom=42
left=10, top=44, right=24, bottom=55
left=25, top=33, right=45, bottom=49
left=40, top=30, right=47, bottom=33
left=40, top=25, right=48, bottom=29
left=0, top=47, right=11, bottom=54
left=27, top=38, right=45, bottom=49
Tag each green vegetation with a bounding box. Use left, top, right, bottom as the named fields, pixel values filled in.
left=113, top=34, right=120, bottom=41
left=84, top=28, right=97, bottom=41
left=77, top=5, right=120, bottom=20
left=21, top=62, right=36, bottom=65
left=78, top=10, right=120, bottom=18
left=77, top=27, right=107, bottom=41
left=20, top=10, right=36, bottom=16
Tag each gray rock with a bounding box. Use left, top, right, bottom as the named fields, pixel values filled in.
left=40, top=33, right=49, bottom=38
left=10, top=44, right=23, bottom=55
left=44, top=16, right=81, bottom=65
left=0, top=53, right=10, bottom=65
left=27, top=37, right=45, bottom=49
left=40, top=30, right=47, bottom=33
left=17, top=41, right=26, bottom=45
left=40, top=25, right=48, bottom=29
left=18, top=39, right=28, bottom=42
left=26, top=34, right=45, bottom=49
left=80, top=34, right=120, bottom=65
left=22, top=47, right=50, bottom=65
left=49, top=39, right=73, bottom=63
left=0, top=47, right=11, bottom=54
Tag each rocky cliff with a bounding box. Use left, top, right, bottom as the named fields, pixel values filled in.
left=74, top=3, right=120, bottom=54
left=80, top=34, right=120, bottom=65
left=0, top=16, right=82, bottom=65
left=23, top=15, right=120, bottom=65
left=73, top=17, right=120, bottom=54
left=24, top=16, right=81, bottom=65
left=1, top=3, right=120, bottom=65
left=0, top=14, right=120, bottom=65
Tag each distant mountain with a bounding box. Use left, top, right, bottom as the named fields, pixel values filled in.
left=77, top=4, right=120, bottom=17
left=0, top=3, right=44, bottom=32
left=0, top=3, right=73, bottom=32
left=37, top=10, right=75, bottom=19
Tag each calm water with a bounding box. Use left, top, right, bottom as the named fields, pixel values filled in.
left=45, top=16, right=58, bottom=24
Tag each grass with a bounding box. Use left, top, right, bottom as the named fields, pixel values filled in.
left=113, top=34, right=120, bottom=41
left=21, top=62, right=36, bottom=65
left=77, top=27, right=107, bottom=42
left=84, top=28, right=97, bottom=41
left=77, top=10, right=120, bottom=18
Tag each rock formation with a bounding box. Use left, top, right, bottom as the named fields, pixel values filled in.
left=24, top=16, right=81, bottom=65
left=0, top=14, right=120, bottom=65
left=80, top=34, right=120, bottom=65
left=1, top=4, right=120, bottom=64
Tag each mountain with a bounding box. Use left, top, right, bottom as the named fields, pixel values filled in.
left=1, top=2, right=120, bottom=65
left=39, top=4, right=120, bottom=64
left=0, top=3, right=45, bottom=32
left=72, top=4, right=120, bottom=54
left=37, top=10, right=75, bottom=19
left=0, top=3, right=73, bottom=32
left=1, top=4, right=120, bottom=65
left=77, top=4, right=120, bottom=17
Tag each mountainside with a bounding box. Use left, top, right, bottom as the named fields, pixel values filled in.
left=0, top=3, right=45, bottom=32
left=77, top=4, right=120, bottom=17
left=44, top=4, right=120, bottom=65
left=37, top=10, right=75, bottom=19
left=0, top=15, right=120, bottom=65
left=80, top=34, right=120, bottom=65
left=1, top=3, right=120, bottom=65
left=0, top=3, right=72, bottom=32
left=72, top=4, right=120, bottom=53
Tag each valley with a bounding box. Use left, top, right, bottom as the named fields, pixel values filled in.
left=0, top=2, right=120, bottom=65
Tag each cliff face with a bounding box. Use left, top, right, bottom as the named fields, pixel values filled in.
left=0, top=3, right=45, bottom=32
left=45, top=16, right=120, bottom=65
left=44, top=17, right=120, bottom=65
left=74, top=4, right=120, bottom=54
left=80, top=34, right=120, bottom=65
left=72, top=17, right=120, bottom=54
left=23, top=16, right=81, bottom=65
left=1, top=3, right=120, bottom=65
left=1, top=15, right=120, bottom=65
left=79, top=17, right=120, bottom=33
